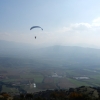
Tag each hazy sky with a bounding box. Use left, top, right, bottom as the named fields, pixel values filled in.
left=1, top=0, right=100, bottom=48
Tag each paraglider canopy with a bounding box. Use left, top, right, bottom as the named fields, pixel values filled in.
left=30, top=26, right=43, bottom=30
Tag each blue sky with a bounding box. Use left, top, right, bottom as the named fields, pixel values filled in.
left=1, top=0, right=100, bottom=48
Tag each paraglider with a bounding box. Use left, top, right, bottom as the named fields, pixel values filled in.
left=30, top=26, right=43, bottom=39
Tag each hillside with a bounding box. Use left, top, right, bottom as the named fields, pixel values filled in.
left=0, top=86, right=100, bottom=100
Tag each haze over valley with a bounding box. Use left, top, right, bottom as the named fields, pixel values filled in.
left=0, top=40, right=100, bottom=93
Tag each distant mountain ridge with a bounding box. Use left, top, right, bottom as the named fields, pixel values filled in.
left=0, top=40, right=100, bottom=67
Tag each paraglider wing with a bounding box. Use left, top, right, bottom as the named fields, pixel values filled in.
left=30, top=26, right=43, bottom=30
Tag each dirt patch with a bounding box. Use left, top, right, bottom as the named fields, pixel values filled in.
left=58, top=78, right=76, bottom=89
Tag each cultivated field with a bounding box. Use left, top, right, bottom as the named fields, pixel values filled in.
left=0, top=57, right=100, bottom=93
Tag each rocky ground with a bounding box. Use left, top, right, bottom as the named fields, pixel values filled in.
left=1, top=86, right=100, bottom=100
